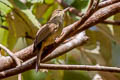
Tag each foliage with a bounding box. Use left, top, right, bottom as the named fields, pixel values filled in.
left=0, top=0, right=120, bottom=80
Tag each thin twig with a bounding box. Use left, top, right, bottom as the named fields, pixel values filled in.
left=0, top=44, right=22, bottom=80
left=87, top=0, right=94, bottom=12
left=0, top=1, right=120, bottom=78
left=0, top=32, right=88, bottom=79
left=0, top=44, right=22, bottom=66
left=25, top=32, right=34, bottom=40
left=73, top=2, right=120, bottom=36
left=0, top=44, right=34, bottom=71
left=98, top=0, right=119, bottom=9
left=42, top=31, right=88, bottom=62
left=0, top=25, right=8, bottom=30
left=56, top=0, right=84, bottom=17
left=1, top=60, right=120, bottom=79
left=57, top=0, right=120, bottom=26
left=56, top=0, right=118, bottom=18
left=101, top=20, right=120, bottom=25
left=39, top=64, right=120, bottom=73
left=55, top=0, right=100, bottom=43
left=79, top=0, right=100, bottom=25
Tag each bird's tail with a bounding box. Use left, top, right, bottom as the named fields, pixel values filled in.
left=36, top=51, right=42, bottom=72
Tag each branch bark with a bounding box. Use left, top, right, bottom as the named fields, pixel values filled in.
left=73, top=2, right=120, bottom=35
left=101, top=20, right=120, bottom=25
left=0, top=44, right=22, bottom=80
left=0, top=45, right=34, bottom=71
left=0, top=1, right=120, bottom=79
left=57, top=0, right=120, bottom=26
left=98, top=0, right=119, bottom=9
left=0, top=32, right=88, bottom=79
left=56, top=0, right=119, bottom=17
left=42, top=32, right=88, bottom=62
left=1, top=62, right=120, bottom=79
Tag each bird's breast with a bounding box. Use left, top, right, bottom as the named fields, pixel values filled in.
left=42, top=24, right=62, bottom=48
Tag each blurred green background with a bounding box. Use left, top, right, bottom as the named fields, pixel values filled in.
left=0, top=0, right=120, bottom=80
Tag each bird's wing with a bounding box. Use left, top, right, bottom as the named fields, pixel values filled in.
left=34, top=24, right=51, bottom=49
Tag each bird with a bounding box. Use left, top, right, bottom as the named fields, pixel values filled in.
left=33, top=8, right=69, bottom=72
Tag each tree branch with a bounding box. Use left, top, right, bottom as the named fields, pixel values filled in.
left=87, top=0, right=94, bottom=12
left=56, top=0, right=84, bottom=17
left=57, top=0, right=120, bottom=26
left=0, top=44, right=22, bottom=80
left=56, top=0, right=119, bottom=17
left=55, top=2, right=120, bottom=44
left=73, top=2, right=120, bottom=35
left=0, top=44, right=22, bottom=67
left=0, top=32, right=88, bottom=78
left=98, top=0, right=119, bottom=9
left=1, top=62, right=120, bottom=79
left=0, top=1, right=120, bottom=79
left=0, top=45, right=34, bottom=71
left=101, top=20, right=120, bottom=25
left=42, top=32, right=88, bottom=62
left=0, top=25, right=8, bottom=30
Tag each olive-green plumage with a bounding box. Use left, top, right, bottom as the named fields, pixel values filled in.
left=33, top=8, right=69, bottom=72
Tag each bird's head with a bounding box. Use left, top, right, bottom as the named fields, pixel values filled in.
left=50, top=7, right=70, bottom=22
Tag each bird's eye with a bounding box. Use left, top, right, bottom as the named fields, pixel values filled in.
left=56, top=10, right=62, bottom=12
left=57, top=10, right=62, bottom=11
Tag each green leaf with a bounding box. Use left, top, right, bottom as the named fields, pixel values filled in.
left=45, top=0, right=54, bottom=4
left=22, top=70, right=46, bottom=80
left=13, top=37, right=27, bottom=51
left=0, top=0, right=13, bottom=8
left=110, top=14, right=120, bottom=67
left=6, top=0, right=41, bottom=49
left=64, top=0, right=75, bottom=5
left=97, top=24, right=116, bottom=42
left=46, top=70, right=64, bottom=80
left=27, top=0, right=44, bottom=3
left=0, top=21, right=8, bottom=46
left=112, top=13, right=120, bottom=42
left=0, top=28, right=8, bottom=46
left=33, top=4, right=50, bottom=19
left=96, top=27, right=112, bottom=64
left=41, top=3, right=57, bottom=24
left=11, top=0, right=41, bottom=28
left=71, top=0, right=89, bottom=12
left=0, top=0, right=12, bottom=15
left=0, top=16, right=2, bottom=24
left=85, top=30, right=97, bottom=50
left=63, top=71, right=91, bottom=80
left=86, top=27, right=112, bottom=64
left=6, top=11, right=35, bottom=49
left=112, top=42, right=120, bottom=67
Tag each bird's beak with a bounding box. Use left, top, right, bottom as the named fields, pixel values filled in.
left=62, top=7, right=70, bottom=12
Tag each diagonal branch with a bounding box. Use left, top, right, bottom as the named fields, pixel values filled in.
left=57, top=0, right=120, bottom=26
left=98, top=0, right=119, bottom=9
left=0, top=44, right=22, bottom=80
left=87, top=0, right=94, bottom=12
left=42, top=32, right=88, bottom=62
left=0, top=25, right=8, bottom=30
left=0, top=31, right=88, bottom=79
left=56, top=0, right=84, bottom=17
left=56, top=0, right=119, bottom=18
left=0, top=1, right=120, bottom=78
left=0, top=45, right=34, bottom=71
left=73, top=2, right=120, bottom=36
left=0, top=44, right=22, bottom=67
